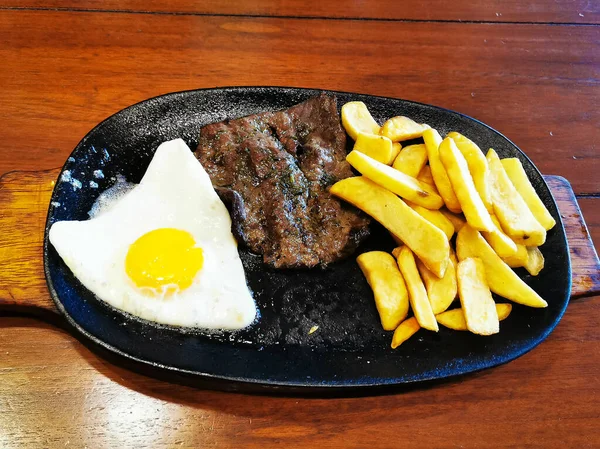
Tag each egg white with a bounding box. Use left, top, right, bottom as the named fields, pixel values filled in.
left=49, top=139, right=256, bottom=330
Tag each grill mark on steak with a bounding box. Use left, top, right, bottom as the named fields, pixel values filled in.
left=195, top=93, right=370, bottom=269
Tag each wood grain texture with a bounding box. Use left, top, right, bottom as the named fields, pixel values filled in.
left=0, top=297, right=598, bottom=448
left=0, top=12, right=598, bottom=194
left=1, top=7, right=599, bottom=449
left=579, top=197, right=600, bottom=249
left=546, top=177, right=600, bottom=299
left=0, top=170, right=597, bottom=313
left=2, top=0, right=599, bottom=23
left=0, top=170, right=57, bottom=314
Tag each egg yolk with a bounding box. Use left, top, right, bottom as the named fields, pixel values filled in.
left=125, top=228, right=204, bottom=293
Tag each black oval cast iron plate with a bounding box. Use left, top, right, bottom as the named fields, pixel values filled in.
left=44, top=87, right=571, bottom=392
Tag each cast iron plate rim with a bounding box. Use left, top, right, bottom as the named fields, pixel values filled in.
left=43, top=86, right=572, bottom=391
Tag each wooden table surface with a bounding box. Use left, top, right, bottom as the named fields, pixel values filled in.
left=1, top=2, right=599, bottom=448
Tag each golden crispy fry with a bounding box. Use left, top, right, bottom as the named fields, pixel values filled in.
left=524, top=246, right=545, bottom=276
left=407, top=201, right=455, bottom=240
left=440, top=208, right=466, bottom=233
left=353, top=133, right=395, bottom=165
left=457, top=257, right=499, bottom=335
left=391, top=317, right=420, bottom=349
left=392, top=144, right=428, bottom=178
left=417, top=165, right=435, bottom=186
left=439, top=138, right=494, bottom=232
left=417, top=248, right=457, bottom=315
left=330, top=177, right=450, bottom=277
left=357, top=251, right=410, bottom=330
left=495, top=303, right=513, bottom=320
left=502, top=242, right=529, bottom=268
left=423, top=129, right=462, bottom=213
left=447, top=132, right=493, bottom=212
left=380, top=116, right=430, bottom=142
left=487, top=149, right=546, bottom=246
left=341, top=101, right=380, bottom=140
left=391, top=143, right=402, bottom=163
left=395, top=246, right=439, bottom=331
left=456, top=224, right=547, bottom=307
left=501, top=158, right=556, bottom=231
left=436, top=303, right=512, bottom=331
left=481, top=214, right=518, bottom=258
left=346, top=150, right=444, bottom=209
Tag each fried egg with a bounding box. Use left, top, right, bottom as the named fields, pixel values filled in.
left=49, top=139, right=256, bottom=329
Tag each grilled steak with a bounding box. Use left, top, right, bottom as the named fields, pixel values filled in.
left=195, top=94, right=370, bottom=268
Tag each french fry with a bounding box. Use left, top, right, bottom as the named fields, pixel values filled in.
left=417, top=248, right=458, bottom=314
left=392, top=144, right=428, bottom=178
left=380, top=116, right=430, bottom=141
left=407, top=201, right=455, bottom=240
left=495, top=303, right=515, bottom=320
left=524, top=246, right=545, bottom=276
left=501, top=158, right=556, bottom=231
left=395, top=246, right=439, bottom=331
left=502, top=242, right=529, bottom=268
left=390, top=142, right=402, bottom=163
left=346, top=150, right=444, bottom=209
left=423, top=128, right=462, bottom=213
left=341, top=105, right=549, bottom=344
left=417, top=165, right=435, bottom=186
left=447, top=132, right=493, bottom=212
left=487, top=149, right=546, bottom=246
left=457, top=257, right=499, bottom=335
left=391, top=317, right=420, bottom=348
left=436, top=304, right=512, bottom=331
left=353, top=133, right=395, bottom=165
left=357, top=251, right=410, bottom=330
left=440, top=208, right=466, bottom=233
left=330, top=176, right=450, bottom=277
left=341, top=101, right=380, bottom=140
left=481, top=214, right=518, bottom=258
left=456, top=224, right=547, bottom=308
left=439, top=137, right=494, bottom=232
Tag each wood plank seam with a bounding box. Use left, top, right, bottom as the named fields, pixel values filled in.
left=1, top=6, right=599, bottom=26
left=576, top=193, right=600, bottom=198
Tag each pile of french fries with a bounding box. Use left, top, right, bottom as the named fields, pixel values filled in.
left=334, top=102, right=556, bottom=348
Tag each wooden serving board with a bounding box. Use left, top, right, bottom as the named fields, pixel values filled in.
left=0, top=169, right=598, bottom=317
